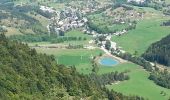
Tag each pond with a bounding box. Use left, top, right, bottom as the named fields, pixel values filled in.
left=99, top=57, right=119, bottom=66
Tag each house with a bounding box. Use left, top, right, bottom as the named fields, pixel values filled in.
left=40, top=6, right=55, bottom=13
left=127, top=0, right=146, bottom=4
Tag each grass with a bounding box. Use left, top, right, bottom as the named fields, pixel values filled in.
left=63, top=29, right=93, bottom=45
left=111, top=6, right=170, bottom=55
left=87, top=13, right=129, bottom=32
left=5, top=27, right=22, bottom=36
left=106, top=63, right=170, bottom=100
left=112, top=17, right=170, bottom=55
left=36, top=48, right=103, bottom=74
left=48, top=3, right=65, bottom=10
left=27, top=13, right=49, bottom=27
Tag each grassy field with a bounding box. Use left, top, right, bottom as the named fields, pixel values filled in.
left=106, top=63, right=170, bottom=100
left=112, top=15, right=170, bottom=55
left=87, top=13, right=129, bottom=32
left=5, top=27, right=22, bottom=36
left=27, top=13, right=49, bottom=27
left=36, top=48, right=103, bottom=74
left=63, top=29, right=93, bottom=45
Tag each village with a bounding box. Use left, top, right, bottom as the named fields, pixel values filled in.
left=37, top=0, right=148, bottom=56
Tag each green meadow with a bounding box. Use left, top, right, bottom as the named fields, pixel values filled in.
left=36, top=48, right=103, bottom=74
left=112, top=17, right=170, bottom=55
left=63, top=29, right=92, bottom=45
left=106, top=63, right=170, bottom=100
left=87, top=13, right=129, bottom=32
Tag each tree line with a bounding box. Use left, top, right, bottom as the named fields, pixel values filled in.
left=161, top=20, right=170, bottom=26
left=112, top=51, right=153, bottom=72
left=142, top=34, right=170, bottom=66
left=90, top=71, right=129, bottom=86
left=149, top=68, right=170, bottom=89
left=9, top=34, right=87, bottom=43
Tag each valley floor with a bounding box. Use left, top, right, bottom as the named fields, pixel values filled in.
left=34, top=46, right=170, bottom=100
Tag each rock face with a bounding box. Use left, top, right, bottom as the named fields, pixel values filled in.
left=127, top=0, right=145, bottom=3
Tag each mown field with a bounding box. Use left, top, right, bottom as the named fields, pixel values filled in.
left=36, top=48, right=103, bottom=74
left=112, top=7, right=170, bottom=55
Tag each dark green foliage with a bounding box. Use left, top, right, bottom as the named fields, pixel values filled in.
left=90, top=71, right=129, bottom=86
left=87, top=21, right=111, bottom=34
left=67, top=44, right=83, bottom=49
left=163, top=9, right=170, bottom=15
left=149, top=69, right=170, bottom=89
left=105, top=40, right=111, bottom=50
left=161, top=20, right=170, bottom=26
left=92, top=62, right=99, bottom=73
left=142, top=34, right=170, bottom=66
left=104, top=88, right=145, bottom=100
left=112, top=52, right=153, bottom=71
left=9, top=34, right=87, bottom=43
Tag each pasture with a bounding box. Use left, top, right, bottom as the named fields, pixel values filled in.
left=112, top=14, right=170, bottom=55
left=106, top=63, right=170, bottom=100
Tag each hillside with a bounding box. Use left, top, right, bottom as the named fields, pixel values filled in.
left=0, top=34, right=100, bottom=99
left=0, top=0, right=48, bottom=36
left=142, top=34, right=170, bottom=66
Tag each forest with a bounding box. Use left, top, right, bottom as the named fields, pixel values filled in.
left=142, top=34, right=170, bottom=66
left=149, top=69, right=170, bottom=89
left=112, top=51, right=153, bottom=72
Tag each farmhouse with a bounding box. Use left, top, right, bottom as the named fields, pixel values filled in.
left=127, top=0, right=146, bottom=3
left=40, top=6, right=55, bottom=13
